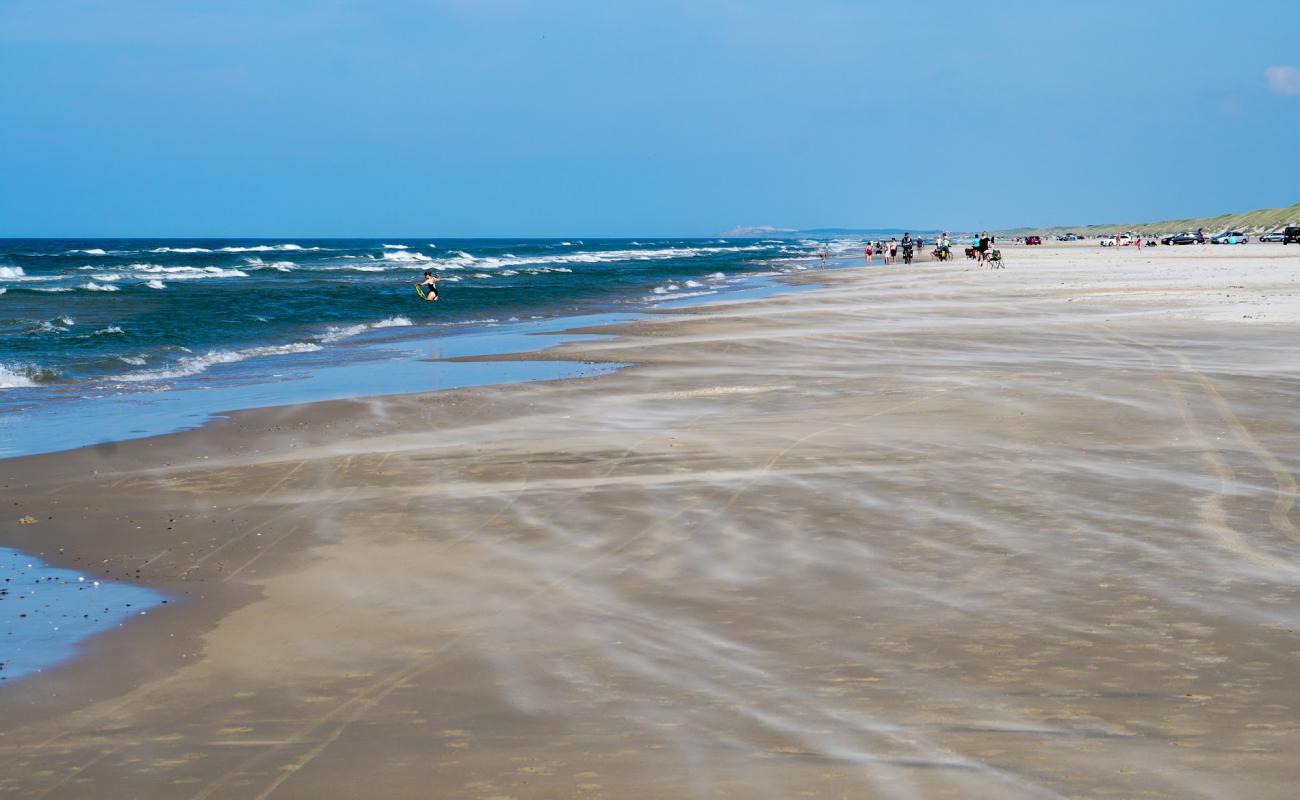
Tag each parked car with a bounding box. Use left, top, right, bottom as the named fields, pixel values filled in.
left=1025, top=235, right=1043, bottom=245
left=1284, top=226, right=1300, bottom=245
left=1210, top=231, right=1248, bottom=244
left=1259, top=230, right=1286, bottom=242
left=1099, top=235, right=1116, bottom=247
left=1167, top=231, right=1205, bottom=245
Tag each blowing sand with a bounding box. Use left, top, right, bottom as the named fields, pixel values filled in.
left=3, top=243, right=1299, bottom=799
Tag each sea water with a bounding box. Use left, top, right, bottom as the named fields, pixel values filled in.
left=0, top=237, right=845, bottom=456
left=1, top=547, right=167, bottom=682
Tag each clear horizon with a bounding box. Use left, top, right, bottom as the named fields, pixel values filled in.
left=3, top=0, right=1299, bottom=237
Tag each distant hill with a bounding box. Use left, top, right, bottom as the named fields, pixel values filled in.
left=1002, top=201, right=1300, bottom=237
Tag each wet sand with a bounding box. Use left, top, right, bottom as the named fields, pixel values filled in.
left=3, top=243, right=1299, bottom=798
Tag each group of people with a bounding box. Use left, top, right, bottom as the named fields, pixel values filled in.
left=863, top=234, right=921, bottom=265
left=970, top=231, right=995, bottom=267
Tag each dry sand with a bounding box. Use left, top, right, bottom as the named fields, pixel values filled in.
left=3, top=243, right=1299, bottom=799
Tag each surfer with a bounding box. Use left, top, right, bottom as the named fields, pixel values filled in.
left=417, top=271, right=440, bottom=301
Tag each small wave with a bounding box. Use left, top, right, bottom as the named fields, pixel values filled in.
left=685, top=280, right=703, bottom=288
left=648, top=290, right=719, bottom=302
left=129, top=265, right=248, bottom=280
left=217, top=244, right=319, bottom=253
left=0, top=363, right=57, bottom=389
left=0, top=266, right=26, bottom=279
left=33, top=287, right=73, bottom=293
left=116, top=355, right=147, bottom=366
left=472, top=273, right=492, bottom=279
left=382, top=243, right=409, bottom=250
left=69, top=248, right=108, bottom=255
left=81, top=282, right=119, bottom=292
left=109, top=340, right=324, bottom=382
left=499, top=270, right=518, bottom=276
left=652, top=284, right=680, bottom=294
left=244, top=258, right=296, bottom=271
left=150, top=246, right=213, bottom=254
left=382, top=250, right=432, bottom=263
left=145, top=280, right=166, bottom=289
left=0, top=365, right=37, bottom=389
left=239, top=342, right=324, bottom=358
left=0, top=288, right=5, bottom=296
left=92, top=325, right=125, bottom=336
left=30, top=319, right=72, bottom=334
left=318, top=316, right=413, bottom=343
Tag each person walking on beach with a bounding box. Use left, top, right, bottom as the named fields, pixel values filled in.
left=976, top=231, right=991, bottom=267
left=819, top=245, right=829, bottom=268
left=418, top=270, right=441, bottom=301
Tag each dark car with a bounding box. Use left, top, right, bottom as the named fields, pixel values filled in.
left=1025, top=235, right=1043, bottom=245
left=1284, top=226, right=1300, bottom=245
left=1168, top=231, right=1205, bottom=245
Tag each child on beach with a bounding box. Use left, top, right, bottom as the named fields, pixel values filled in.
left=418, top=271, right=441, bottom=301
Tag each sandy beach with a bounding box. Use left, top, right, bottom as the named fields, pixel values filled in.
left=3, top=243, right=1299, bottom=798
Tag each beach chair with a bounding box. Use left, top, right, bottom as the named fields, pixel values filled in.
left=988, top=249, right=1004, bottom=269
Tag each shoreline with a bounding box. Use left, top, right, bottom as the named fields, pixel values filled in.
left=3, top=243, right=1299, bottom=797
left=0, top=263, right=825, bottom=461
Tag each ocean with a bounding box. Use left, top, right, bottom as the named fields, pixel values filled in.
left=1, top=237, right=839, bottom=457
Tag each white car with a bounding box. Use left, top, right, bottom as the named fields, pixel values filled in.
left=1259, top=231, right=1286, bottom=243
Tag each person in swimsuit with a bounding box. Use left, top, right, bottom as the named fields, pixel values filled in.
left=864, top=242, right=873, bottom=265
left=418, top=271, right=441, bottom=301
left=888, top=237, right=898, bottom=264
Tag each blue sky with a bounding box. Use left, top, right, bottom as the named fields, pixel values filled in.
left=2, top=0, right=1298, bottom=236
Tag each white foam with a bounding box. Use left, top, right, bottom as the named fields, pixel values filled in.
left=0, top=365, right=37, bottom=389
left=109, top=340, right=323, bottom=382
left=647, top=290, right=719, bottom=302
left=81, top=282, right=119, bottom=292
left=382, top=243, right=409, bottom=249
left=216, top=244, right=318, bottom=253
left=685, top=280, right=704, bottom=288
left=69, top=248, right=107, bottom=255
left=423, top=245, right=766, bottom=273
left=116, top=355, right=147, bottom=366
left=0, top=266, right=26, bottom=279
left=382, top=250, right=433, bottom=263
left=145, top=280, right=167, bottom=289
left=240, top=342, right=324, bottom=358
left=110, top=350, right=245, bottom=382
left=33, top=287, right=73, bottom=293
left=0, top=288, right=5, bottom=296
left=129, top=265, right=248, bottom=280
left=318, top=316, right=413, bottom=343
left=91, top=325, right=124, bottom=336
left=150, top=247, right=212, bottom=254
